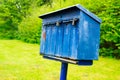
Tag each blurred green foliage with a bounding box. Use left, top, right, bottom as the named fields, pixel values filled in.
left=0, top=0, right=120, bottom=58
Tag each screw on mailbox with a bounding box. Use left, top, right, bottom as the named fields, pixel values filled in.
left=56, top=21, right=60, bottom=26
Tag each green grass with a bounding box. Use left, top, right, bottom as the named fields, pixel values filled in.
left=0, top=40, right=120, bottom=80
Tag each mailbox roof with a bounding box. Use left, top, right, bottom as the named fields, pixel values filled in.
left=39, top=4, right=102, bottom=23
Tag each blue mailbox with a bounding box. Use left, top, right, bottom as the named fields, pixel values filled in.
left=39, top=4, right=101, bottom=63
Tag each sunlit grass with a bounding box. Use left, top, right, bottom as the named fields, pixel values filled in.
left=0, top=40, right=120, bottom=80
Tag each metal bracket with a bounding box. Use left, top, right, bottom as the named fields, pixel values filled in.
left=72, top=18, right=78, bottom=25
left=43, top=55, right=93, bottom=66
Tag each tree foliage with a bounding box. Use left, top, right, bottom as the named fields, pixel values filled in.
left=36, top=0, right=53, bottom=7
left=99, top=0, right=120, bottom=58
left=0, top=0, right=120, bottom=58
left=0, top=0, right=32, bottom=38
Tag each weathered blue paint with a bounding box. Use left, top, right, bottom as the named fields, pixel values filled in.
left=40, top=26, right=46, bottom=54
left=45, top=26, right=52, bottom=55
left=77, top=11, right=100, bottom=60
left=49, top=26, right=57, bottom=55
left=55, top=24, right=64, bottom=56
left=62, top=23, right=71, bottom=57
left=69, top=22, right=79, bottom=59
left=39, top=4, right=101, bottom=61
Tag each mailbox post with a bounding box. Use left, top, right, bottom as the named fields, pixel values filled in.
left=60, top=62, right=68, bottom=80
left=39, top=4, right=101, bottom=80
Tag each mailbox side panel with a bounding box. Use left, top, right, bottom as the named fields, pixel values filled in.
left=78, top=11, right=100, bottom=60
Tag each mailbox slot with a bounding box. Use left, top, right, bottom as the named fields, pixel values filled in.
left=43, top=18, right=79, bottom=26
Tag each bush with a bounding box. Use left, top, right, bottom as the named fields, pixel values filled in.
left=18, top=11, right=42, bottom=44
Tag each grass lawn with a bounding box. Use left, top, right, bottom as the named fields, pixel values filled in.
left=0, top=40, right=120, bottom=80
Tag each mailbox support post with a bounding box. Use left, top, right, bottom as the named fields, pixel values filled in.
left=60, top=62, right=68, bottom=80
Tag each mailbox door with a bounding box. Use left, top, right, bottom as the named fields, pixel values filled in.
left=40, top=26, right=46, bottom=54
left=45, top=26, right=52, bottom=55
left=50, top=25, right=57, bottom=55
left=61, top=19, right=79, bottom=59
left=69, top=21, right=79, bottom=59
left=62, top=23, right=72, bottom=58
left=55, top=24, right=64, bottom=56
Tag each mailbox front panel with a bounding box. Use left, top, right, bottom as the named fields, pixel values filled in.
left=40, top=9, right=80, bottom=59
